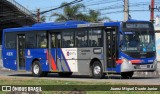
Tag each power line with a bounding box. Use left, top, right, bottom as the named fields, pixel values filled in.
left=26, top=0, right=160, bottom=21
left=40, top=0, right=83, bottom=15
left=85, top=0, right=123, bottom=7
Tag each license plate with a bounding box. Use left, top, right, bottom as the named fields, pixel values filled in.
left=140, top=65, right=147, bottom=69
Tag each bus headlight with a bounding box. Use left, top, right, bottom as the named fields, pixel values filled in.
left=121, top=57, right=134, bottom=72
left=122, top=57, right=129, bottom=63
left=154, top=59, right=157, bottom=64
left=122, top=57, right=132, bottom=64
left=153, top=59, right=158, bottom=69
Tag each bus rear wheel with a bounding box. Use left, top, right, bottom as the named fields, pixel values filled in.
left=58, top=72, right=72, bottom=77
left=32, top=61, right=46, bottom=77
left=121, top=72, right=134, bottom=79
left=91, top=61, right=105, bottom=79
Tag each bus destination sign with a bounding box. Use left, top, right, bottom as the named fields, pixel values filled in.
left=123, top=23, right=151, bottom=29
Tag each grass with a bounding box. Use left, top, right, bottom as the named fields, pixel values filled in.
left=0, top=77, right=159, bottom=94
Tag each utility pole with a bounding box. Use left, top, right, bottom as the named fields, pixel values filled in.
left=124, top=0, right=129, bottom=21
left=37, top=9, right=40, bottom=22
left=150, top=0, right=155, bottom=23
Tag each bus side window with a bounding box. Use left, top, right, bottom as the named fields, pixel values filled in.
left=26, top=32, right=36, bottom=48
left=62, top=31, right=74, bottom=48
left=37, top=32, right=47, bottom=48
left=89, top=28, right=102, bottom=47
left=76, top=29, right=88, bottom=47
left=57, top=34, right=61, bottom=48
left=51, top=34, right=55, bottom=48
left=5, top=33, right=16, bottom=49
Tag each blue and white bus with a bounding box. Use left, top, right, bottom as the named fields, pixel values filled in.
left=2, top=20, right=157, bottom=79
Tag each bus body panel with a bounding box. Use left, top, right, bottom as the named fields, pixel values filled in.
left=3, top=59, right=17, bottom=70
left=107, top=65, right=121, bottom=73
left=3, top=49, right=17, bottom=70
left=25, top=49, right=50, bottom=71
left=76, top=47, right=104, bottom=75
left=60, top=48, right=77, bottom=72
left=2, top=20, right=156, bottom=76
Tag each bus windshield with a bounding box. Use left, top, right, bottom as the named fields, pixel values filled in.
left=121, top=30, right=155, bottom=52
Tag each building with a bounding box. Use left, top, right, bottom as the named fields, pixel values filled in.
left=0, top=0, right=36, bottom=68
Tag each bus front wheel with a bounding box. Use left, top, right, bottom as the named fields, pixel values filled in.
left=91, top=61, right=105, bottom=79
left=121, top=72, right=134, bottom=79
left=32, top=61, right=46, bottom=77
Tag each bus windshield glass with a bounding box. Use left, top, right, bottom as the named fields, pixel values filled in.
left=121, top=30, right=155, bottom=52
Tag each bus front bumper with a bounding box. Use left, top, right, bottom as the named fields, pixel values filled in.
left=121, top=60, right=157, bottom=72
left=132, top=63, right=157, bottom=72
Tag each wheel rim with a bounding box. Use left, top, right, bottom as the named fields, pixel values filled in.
left=33, top=64, right=39, bottom=74
left=94, top=66, right=101, bottom=75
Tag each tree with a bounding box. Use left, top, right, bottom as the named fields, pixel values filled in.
left=51, top=2, right=85, bottom=22
left=86, top=10, right=111, bottom=22
left=87, top=10, right=100, bottom=22
left=51, top=2, right=110, bottom=22
left=40, top=15, right=46, bottom=22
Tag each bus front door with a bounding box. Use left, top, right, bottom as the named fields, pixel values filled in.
left=105, top=27, right=118, bottom=71
left=17, top=34, right=26, bottom=70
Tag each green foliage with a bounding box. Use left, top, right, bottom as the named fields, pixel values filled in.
left=51, top=2, right=110, bottom=22
left=40, top=15, right=46, bottom=22
left=0, top=78, right=159, bottom=94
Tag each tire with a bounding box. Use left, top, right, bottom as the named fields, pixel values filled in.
left=121, top=72, right=134, bottom=79
left=32, top=61, right=45, bottom=77
left=91, top=61, right=105, bottom=79
left=58, top=72, right=72, bottom=77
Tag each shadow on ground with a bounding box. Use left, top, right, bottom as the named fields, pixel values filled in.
left=8, top=72, right=159, bottom=80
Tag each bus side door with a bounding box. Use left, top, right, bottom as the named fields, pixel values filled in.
left=48, top=33, right=61, bottom=71
left=17, top=34, right=26, bottom=70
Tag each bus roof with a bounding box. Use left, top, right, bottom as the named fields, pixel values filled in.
left=3, top=20, right=150, bottom=32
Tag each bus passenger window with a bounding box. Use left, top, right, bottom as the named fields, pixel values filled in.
left=26, top=32, right=36, bottom=48
left=89, top=29, right=102, bottom=47
left=40, top=39, right=47, bottom=48
left=76, top=30, right=88, bottom=47
left=5, top=33, right=16, bottom=49
left=38, top=32, right=47, bottom=48
left=57, top=34, right=61, bottom=48
left=62, top=31, right=74, bottom=48
left=51, top=34, right=56, bottom=48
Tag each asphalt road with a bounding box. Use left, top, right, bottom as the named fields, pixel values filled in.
left=0, top=62, right=159, bottom=85
left=0, top=69, right=160, bottom=85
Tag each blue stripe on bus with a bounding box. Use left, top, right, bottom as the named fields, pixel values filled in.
left=61, top=65, right=64, bottom=72
left=60, top=48, right=71, bottom=72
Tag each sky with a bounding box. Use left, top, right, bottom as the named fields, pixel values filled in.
left=15, top=0, right=160, bottom=22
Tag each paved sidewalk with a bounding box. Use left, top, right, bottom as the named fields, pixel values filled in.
left=0, top=59, right=3, bottom=69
